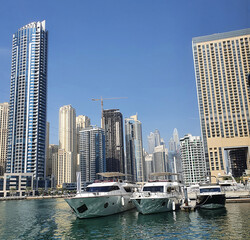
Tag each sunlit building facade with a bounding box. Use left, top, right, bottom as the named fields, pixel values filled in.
left=58, top=105, right=77, bottom=185
left=79, top=126, right=105, bottom=184
left=0, top=103, right=9, bottom=176
left=6, top=21, right=48, bottom=180
left=180, top=134, right=207, bottom=185
left=193, top=29, right=250, bottom=178
left=125, top=114, right=145, bottom=182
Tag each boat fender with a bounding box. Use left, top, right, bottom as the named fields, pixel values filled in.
left=172, top=201, right=176, bottom=211
left=121, top=197, right=125, bottom=206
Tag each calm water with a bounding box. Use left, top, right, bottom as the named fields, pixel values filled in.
left=0, top=199, right=249, bottom=239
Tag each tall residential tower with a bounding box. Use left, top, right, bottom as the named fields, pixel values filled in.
left=180, top=134, right=207, bottom=185
left=0, top=103, right=9, bottom=176
left=79, top=126, right=105, bottom=184
left=58, top=105, right=77, bottom=185
left=193, top=29, right=250, bottom=178
left=6, top=21, right=48, bottom=180
left=125, top=114, right=145, bottom=182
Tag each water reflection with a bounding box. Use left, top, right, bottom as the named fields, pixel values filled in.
left=198, top=208, right=227, bottom=220
left=0, top=199, right=249, bottom=239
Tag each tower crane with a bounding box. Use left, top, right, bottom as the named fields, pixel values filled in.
left=92, top=96, right=128, bottom=128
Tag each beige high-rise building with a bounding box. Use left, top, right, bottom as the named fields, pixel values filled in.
left=0, top=103, right=9, bottom=176
left=192, top=29, right=250, bottom=179
left=58, top=105, right=77, bottom=185
left=76, top=115, right=90, bottom=130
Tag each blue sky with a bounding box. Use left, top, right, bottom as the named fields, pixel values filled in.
left=0, top=0, right=249, bottom=148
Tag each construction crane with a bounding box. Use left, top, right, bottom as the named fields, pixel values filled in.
left=92, top=96, right=128, bottom=128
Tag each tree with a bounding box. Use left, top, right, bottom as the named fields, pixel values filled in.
left=38, top=188, right=44, bottom=196
left=9, top=187, right=16, bottom=197
left=25, top=187, right=32, bottom=196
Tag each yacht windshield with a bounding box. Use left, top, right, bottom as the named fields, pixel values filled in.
left=200, top=188, right=221, bottom=193
left=143, top=186, right=164, bottom=192
left=86, top=185, right=120, bottom=192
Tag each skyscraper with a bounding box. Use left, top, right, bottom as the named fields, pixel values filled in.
left=6, top=21, right=48, bottom=180
left=147, top=129, right=161, bottom=154
left=0, top=103, right=9, bottom=176
left=58, top=105, right=77, bottom=185
left=193, top=29, right=250, bottom=178
left=79, top=126, right=105, bottom=184
left=46, top=122, right=50, bottom=177
left=48, top=144, right=58, bottom=184
left=173, top=128, right=180, bottom=151
left=180, top=134, right=207, bottom=185
left=76, top=115, right=90, bottom=171
left=168, top=128, right=182, bottom=180
left=125, top=114, right=145, bottom=182
left=153, top=145, right=168, bottom=173
left=103, top=109, right=124, bottom=173
left=144, top=152, right=153, bottom=181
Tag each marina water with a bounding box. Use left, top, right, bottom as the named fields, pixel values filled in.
left=0, top=199, right=249, bottom=239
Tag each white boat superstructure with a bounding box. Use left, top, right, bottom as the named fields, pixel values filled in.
left=65, top=180, right=136, bottom=219
left=196, top=185, right=226, bottom=209
left=131, top=181, right=183, bottom=214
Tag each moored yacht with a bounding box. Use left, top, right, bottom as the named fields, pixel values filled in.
left=65, top=173, right=137, bottom=219
left=196, top=184, right=226, bottom=209
left=131, top=173, right=183, bottom=214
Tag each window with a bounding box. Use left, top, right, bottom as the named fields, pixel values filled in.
left=86, top=185, right=120, bottom=192
left=143, top=186, right=164, bottom=192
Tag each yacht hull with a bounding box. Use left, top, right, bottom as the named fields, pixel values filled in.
left=65, top=194, right=134, bottom=219
left=196, top=194, right=226, bottom=209
left=131, top=197, right=179, bottom=214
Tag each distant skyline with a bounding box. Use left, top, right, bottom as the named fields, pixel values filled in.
left=0, top=0, right=249, bottom=148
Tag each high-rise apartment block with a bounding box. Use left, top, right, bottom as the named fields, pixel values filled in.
left=147, top=129, right=161, bottom=154
left=76, top=115, right=90, bottom=170
left=48, top=144, right=58, bottom=185
left=6, top=21, right=48, bottom=180
left=103, top=109, right=124, bottom=173
left=46, top=122, right=50, bottom=177
left=153, top=145, right=168, bottom=173
left=0, top=103, right=9, bottom=176
left=193, top=29, right=250, bottom=178
left=144, top=153, right=153, bottom=181
left=125, top=114, right=145, bottom=182
left=76, top=115, right=90, bottom=130
left=79, top=126, right=105, bottom=184
left=58, top=105, right=77, bottom=185
left=180, top=134, right=207, bottom=185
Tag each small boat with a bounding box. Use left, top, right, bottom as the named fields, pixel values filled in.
left=65, top=172, right=137, bottom=219
left=196, top=184, right=226, bottom=209
left=131, top=172, right=183, bottom=215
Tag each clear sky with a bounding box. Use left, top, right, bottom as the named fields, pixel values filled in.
left=0, top=0, right=249, bottom=149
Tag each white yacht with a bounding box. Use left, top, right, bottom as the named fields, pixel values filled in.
left=196, top=185, right=226, bottom=209
left=65, top=173, right=136, bottom=219
left=131, top=173, right=183, bottom=215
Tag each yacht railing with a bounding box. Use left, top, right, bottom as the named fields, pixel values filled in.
left=132, top=191, right=180, bottom=198
left=74, top=190, right=131, bottom=198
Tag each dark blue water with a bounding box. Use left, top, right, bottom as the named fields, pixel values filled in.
left=0, top=199, right=249, bottom=239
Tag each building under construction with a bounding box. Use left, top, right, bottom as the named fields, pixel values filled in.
left=103, top=109, right=125, bottom=173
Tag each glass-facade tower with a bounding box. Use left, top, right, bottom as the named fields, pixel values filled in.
left=6, top=21, right=48, bottom=180
left=125, top=114, right=145, bottom=182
